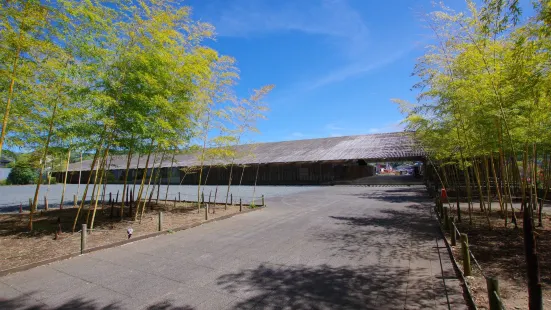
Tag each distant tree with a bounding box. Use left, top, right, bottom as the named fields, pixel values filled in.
left=7, top=162, right=37, bottom=185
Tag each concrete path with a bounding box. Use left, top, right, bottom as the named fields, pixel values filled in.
left=0, top=186, right=467, bottom=310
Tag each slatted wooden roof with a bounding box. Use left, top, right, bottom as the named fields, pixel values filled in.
left=67, top=132, right=425, bottom=171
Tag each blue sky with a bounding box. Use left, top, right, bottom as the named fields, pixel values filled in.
left=184, top=0, right=471, bottom=142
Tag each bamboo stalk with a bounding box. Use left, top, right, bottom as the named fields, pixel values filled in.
left=139, top=153, right=158, bottom=222
left=60, top=148, right=71, bottom=208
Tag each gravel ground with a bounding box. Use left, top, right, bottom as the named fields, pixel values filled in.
left=0, top=184, right=320, bottom=212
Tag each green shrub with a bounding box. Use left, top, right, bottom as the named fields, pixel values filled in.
left=7, top=165, right=38, bottom=185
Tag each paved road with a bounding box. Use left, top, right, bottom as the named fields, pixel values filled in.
left=0, top=186, right=467, bottom=309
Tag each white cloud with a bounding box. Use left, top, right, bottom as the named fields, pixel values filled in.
left=205, top=0, right=413, bottom=90
left=325, top=123, right=345, bottom=131
left=210, top=0, right=370, bottom=58
left=366, top=121, right=405, bottom=134
left=305, top=50, right=409, bottom=91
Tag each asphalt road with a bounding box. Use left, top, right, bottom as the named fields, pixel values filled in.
left=0, top=186, right=466, bottom=309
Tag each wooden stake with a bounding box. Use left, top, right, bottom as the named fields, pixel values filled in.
left=443, top=207, right=449, bottom=230
left=158, top=211, right=163, bottom=231
left=486, top=277, right=501, bottom=310
left=44, top=196, right=48, bottom=211
left=81, top=224, right=87, bottom=254
left=523, top=203, right=543, bottom=310
left=110, top=193, right=114, bottom=218
left=239, top=198, right=242, bottom=212
left=461, top=233, right=471, bottom=276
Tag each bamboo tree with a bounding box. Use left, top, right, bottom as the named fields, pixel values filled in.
left=163, top=148, right=177, bottom=207
left=59, top=148, right=71, bottom=208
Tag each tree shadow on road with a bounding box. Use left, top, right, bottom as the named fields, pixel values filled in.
left=348, top=187, right=431, bottom=204
left=0, top=295, right=122, bottom=310
left=217, top=263, right=438, bottom=309
left=0, top=295, right=194, bottom=310
left=316, top=204, right=439, bottom=261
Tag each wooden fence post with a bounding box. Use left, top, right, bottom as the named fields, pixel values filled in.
left=81, top=224, right=87, bottom=254
left=486, top=277, right=501, bottom=310
left=450, top=218, right=457, bottom=246
left=443, top=207, right=449, bottom=230
left=158, top=211, right=163, bottom=231
left=239, top=198, right=242, bottom=212
left=74, top=194, right=77, bottom=208
left=523, top=204, right=543, bottom=310
left=178, top=192, right=181, bottom=202
left=110, top=193, right=114, bottom=218
left=44, top=196, right=48, bottom=211
left=205, top=203, right=208, bottom=220
left=230, top=193, right=233, bottom=205
left=461, top=233, right=471, bottom=276
left=262, top=195, right=265, bottom=207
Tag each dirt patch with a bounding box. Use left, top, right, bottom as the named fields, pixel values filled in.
left=442, top=203, right=551, bottom=310
left=0, top=201, right=249, bottom=271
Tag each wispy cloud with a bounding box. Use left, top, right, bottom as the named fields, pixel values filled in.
left=366, top=121, right=405, bottom=134
left=325, top=123, right=345, bottom=131
left=206, top=0, right=413, bottom=90
left=305, top=50, right=410, bottom=91
left=212, top=0, right=369, bottom=56
left=285, top=132, right=307, bottom=140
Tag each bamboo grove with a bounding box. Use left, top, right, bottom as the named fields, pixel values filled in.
left=396, top=1, right=550, bottom=308
left=0, top=1, right=274, bottom=231
left=397, top=0, right=551, bottom=226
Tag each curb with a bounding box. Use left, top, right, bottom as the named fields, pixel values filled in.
left=0, top=206, right=263, bottom=277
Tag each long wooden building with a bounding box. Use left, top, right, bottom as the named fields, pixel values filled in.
left=61, top=132, right=425, bottom=185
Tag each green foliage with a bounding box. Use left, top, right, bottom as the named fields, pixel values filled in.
left=45, top=175, right=57, bottom=185
left=395, top=0, right=551, bottom=169
left=0, top=0, right=274, bottom=229
left=7, top=164, right=37, bottom=185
